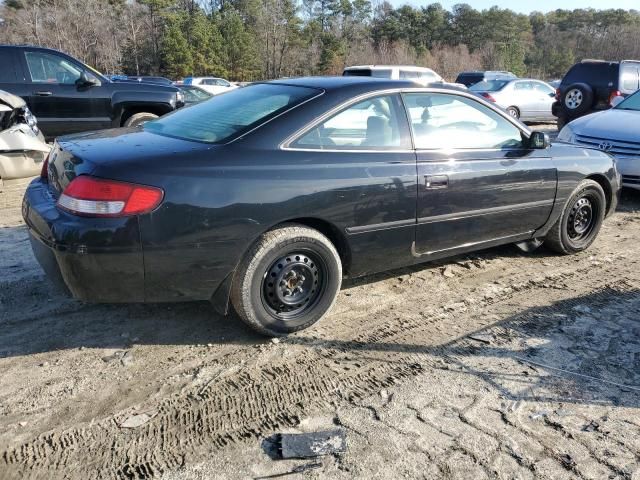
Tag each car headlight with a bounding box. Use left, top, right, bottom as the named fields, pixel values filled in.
left=557, top=124, right=575, bottom=143
left=23, top=107, right=39, bottom=135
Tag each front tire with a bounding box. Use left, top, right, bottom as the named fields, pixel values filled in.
left=545, top=180, right=606, bottom=254
left=230, top=224, right=342, bottom=336
left=123, top=112, right=158, bottom=127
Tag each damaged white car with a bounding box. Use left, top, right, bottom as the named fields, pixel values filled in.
left=0, top=90, right=50, bottom=189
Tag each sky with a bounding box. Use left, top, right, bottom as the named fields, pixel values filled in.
left=393, top=0, right=640, bottom=14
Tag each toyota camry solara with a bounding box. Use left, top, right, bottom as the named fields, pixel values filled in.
left=23, top=77, right=620, bottom=336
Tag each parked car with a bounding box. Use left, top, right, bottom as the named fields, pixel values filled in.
left=23, top=77, right=619, bottom=336
left=455, top=71, right=517, bottom=87
left=470, top=78, right=556, bottom=122
left=0, top=90, right=49, bottom=189
left=0, top=45, right=185, bottom=139
left=183, top=77, right=238, bottom=95
left=557, top=89, right=640, bottom=190
left=343, top=65, right=444, bottom=85
left=552, top=59, right=640, bottom=129
left=180, top=85, right=214, bottom=105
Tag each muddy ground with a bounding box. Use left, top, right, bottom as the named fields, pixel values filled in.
left=1, top=145, right=640, bottom=479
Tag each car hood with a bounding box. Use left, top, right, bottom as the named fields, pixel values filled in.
left=569, top=109, right=640, bottom=141
left=0, top=90, right=26, bottom=110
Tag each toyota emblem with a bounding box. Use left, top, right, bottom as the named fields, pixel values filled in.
left=598, top=142, right=613, bottom=152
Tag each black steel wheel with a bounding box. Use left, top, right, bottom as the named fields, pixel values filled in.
left=261, top=251, right=326, bottom=320
left=231, top=224, right=342, bottom=336
left=545, top=179, right=606, bottom=254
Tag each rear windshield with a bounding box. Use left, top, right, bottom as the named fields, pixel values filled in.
left=143, top=83, right=320, bottom=143
left=469, top=80, right=509, bottom=92
left=343, top=68, right=393, bottom=78
left=455, top=73, right=483, bottom=86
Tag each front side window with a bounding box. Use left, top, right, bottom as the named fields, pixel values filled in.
left=403, top=93, right=524, bottom=150
left=25, top=51, right=82, bottom=85
left=532, top=81, right=555, bottom=95
left=292, top=94, right=410, bottom=150
left=144, top=83, right=320, bottom=143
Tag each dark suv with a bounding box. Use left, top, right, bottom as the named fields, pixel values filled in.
left=0, top=45, right=184, bottom=139
left=553, top=59, right=640, bottom=128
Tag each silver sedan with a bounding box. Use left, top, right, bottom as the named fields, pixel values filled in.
left=557, top=90, right=640, bottom=190
left=469, top=79, right=557, bottom=122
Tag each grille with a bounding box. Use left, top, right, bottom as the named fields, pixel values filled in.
left=575, top=133, right=640, bottom=157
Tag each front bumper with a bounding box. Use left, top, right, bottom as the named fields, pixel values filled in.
left=0, top=125, right=49, bottom=180
left=612, top=156, right=640, bottom=190
left=22, top=178, right=145, bottom=302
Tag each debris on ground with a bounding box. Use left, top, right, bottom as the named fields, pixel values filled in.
left=119, top=411, right=157, bottom=429
left=277, top=429, right=346, bottom=459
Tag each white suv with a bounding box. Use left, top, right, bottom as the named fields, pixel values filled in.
left=183, top=77, right=238, bottom=95
left=342, top=65, right=444, bottom=86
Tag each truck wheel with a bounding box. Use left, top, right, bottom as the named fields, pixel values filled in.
left=544, top=180, right=605, bottom=255
left=230, top=224, right=342, bottom=336
left=123, top=112, right=158, bottom=127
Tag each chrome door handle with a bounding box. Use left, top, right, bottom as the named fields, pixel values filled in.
left=425, top=175, right=448, bottom=189
left=34, top=91, right=53, bottom=96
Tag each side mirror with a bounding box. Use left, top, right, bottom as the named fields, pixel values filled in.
left=76, top=71, right=100, bottom=87
left=529, top=131, right=550, bottom=149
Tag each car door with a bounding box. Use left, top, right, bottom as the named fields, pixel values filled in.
left=285, top=93, right=417, bottom=275
left=531, top=81, right=556, bottom=120
left=20, top=49, right=112, bottom=137
left=0, top=48, right=30, bottom=100
left=403, top=91, right=557, bottom=257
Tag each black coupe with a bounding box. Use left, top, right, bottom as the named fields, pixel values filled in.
left=23, top=77, right=620, bottom=336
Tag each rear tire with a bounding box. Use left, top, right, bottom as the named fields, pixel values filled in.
left=506, top=106, right=520, bottom=119
left=544, top=180, right=606, bottom=255
left=230, top=224, right=342, bottom=336
left=123, top=112, right=158, bottom=127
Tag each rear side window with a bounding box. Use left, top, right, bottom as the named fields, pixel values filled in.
left=563, top=62, right=618, bottom=88
left=292, top=94, right=411, bottom=150
left=0, top=49, right=18, bottom=82
left=143, top=83, right=320, bottom=143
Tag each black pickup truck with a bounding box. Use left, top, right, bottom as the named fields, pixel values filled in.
left=0, top=45, right=184, bottom=139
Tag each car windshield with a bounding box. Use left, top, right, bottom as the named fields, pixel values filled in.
left=144, top=83, right=320, bottom=143
left=469, top=80, right=509, bottom=92
left=615, top=91, right=640, bottom=111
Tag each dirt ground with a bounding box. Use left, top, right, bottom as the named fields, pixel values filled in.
left=2, top=142, right=640, bottom=479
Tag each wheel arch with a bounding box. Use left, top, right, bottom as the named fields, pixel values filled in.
left=210, top=216, right=351, bottom=316
left=585, top=173, right=613, bottom=215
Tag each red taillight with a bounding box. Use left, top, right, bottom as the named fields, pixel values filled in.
left=57, top=176, right=163, bottom=217
left=555, top=88, right=560, bottom=101
left=40, top=155, right=49, bottom=180
left=609, top=90, right=622, bottom=105
left=481, top=92, right=496, bottom=102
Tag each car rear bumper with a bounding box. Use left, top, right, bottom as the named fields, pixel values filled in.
left=22, top=178, right=145, bottom=302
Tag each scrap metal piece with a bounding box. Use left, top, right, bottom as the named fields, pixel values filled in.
left=279, top=429, right=346, bottom=459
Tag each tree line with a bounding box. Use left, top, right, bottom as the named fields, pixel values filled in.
left=1, top=0, right=640, bottom=82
